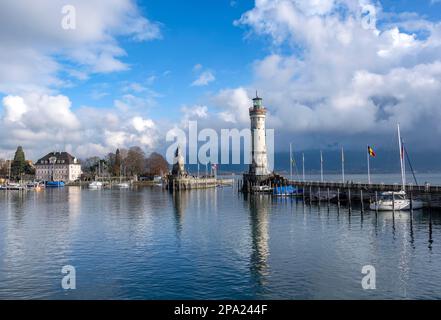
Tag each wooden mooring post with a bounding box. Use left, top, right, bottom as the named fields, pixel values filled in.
left=375, top=191, right=378, bottom=215
left=309, top=186, right=312, bottom=206
left=337, top=188, right=340, bottom=210
left=318, top=187, right=321, bottom=207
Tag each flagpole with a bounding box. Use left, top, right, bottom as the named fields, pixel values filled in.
left=320, top=150, right=323, bottom=183
left=289, top=143, right=293, bottom=181
left=341, top=147, right=345, bottom=183
left=367, top=145, right=371, bottom=184
left=302, top=153, right=305, bottom=182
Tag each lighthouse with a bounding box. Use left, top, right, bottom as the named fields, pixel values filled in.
left=249, top=93, right=269, bottom=176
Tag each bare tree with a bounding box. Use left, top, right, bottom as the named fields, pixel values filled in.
left=125, top=146, right=146, bottom=176
left=145, top=152, right=169, bottom=177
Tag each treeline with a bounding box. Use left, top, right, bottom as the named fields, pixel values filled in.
left=81, top=146, right=169, bottom=178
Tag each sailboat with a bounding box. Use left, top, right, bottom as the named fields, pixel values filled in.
left=369, top=124, right=423, bottom=211
left=88, top=181, right=103, bottom=189
left=114, top=164, right=129, bottom=189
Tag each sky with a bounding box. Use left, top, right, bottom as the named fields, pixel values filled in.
left=1, top=0, right=441, bottom=163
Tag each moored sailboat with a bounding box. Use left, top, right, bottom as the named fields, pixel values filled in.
left=88, top=181, right=103, bottom=189
left=369, top=124, right=423, bottom=211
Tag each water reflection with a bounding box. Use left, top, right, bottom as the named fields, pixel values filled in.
left=171, top=191, right=188, bottom=236
left=247, top=195, right=270, bottom=290
left=2, top=187, right=441, bottom=299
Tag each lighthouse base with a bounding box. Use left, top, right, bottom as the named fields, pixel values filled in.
left=242, top=173, right=289, bottom=194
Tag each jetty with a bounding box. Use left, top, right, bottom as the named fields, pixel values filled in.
left=238, top=177, right=441, bottom=209
left=164, top=146, right=233, bottom=191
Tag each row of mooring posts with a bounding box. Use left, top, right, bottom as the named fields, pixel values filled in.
left=238, top=178, right=428, bottom=214
left=239, top=178, right=435, bottom=247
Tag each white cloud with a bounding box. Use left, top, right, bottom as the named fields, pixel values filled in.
left=191, top=71, right=216, bottom=87
left=0, top=93, right=160, bottom=159
left=0, top=0, right=161, bottom=94
left=180, top=105, right=209, bottom=126
left=209, top=0, right=441, bottom=150
left=2, top=93, right=79, bottom=130
left=132, top=116, right=155, bottom=132
left=213, top=88, right=251, bottom=124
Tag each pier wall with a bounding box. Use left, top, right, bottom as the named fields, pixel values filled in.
left=165, top=176, right=233, bottom=191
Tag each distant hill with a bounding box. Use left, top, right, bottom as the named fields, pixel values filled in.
left=181, top=149, right=441, bottom=174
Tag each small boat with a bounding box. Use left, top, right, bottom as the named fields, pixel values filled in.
left=369, top=190, right=423, bottom=211
left=88, top=181, right=103, bottom=189
left=251, top=185, right=273, bottom=193
left=46, top=181, right=65, bottom=188
left=26, top=182, right=44, bottom=191
left=3, top=183, right=26, bottom=190
left=114, top=182, right=129, bottom=189
left=369, top=124, right=423, bottom=211
left=273, top=185, right=303, bottom=196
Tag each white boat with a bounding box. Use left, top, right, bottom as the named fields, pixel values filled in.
left=114, top=182, right=129, bottom=189
left=370, top=124, right=423, bottom=211
left=114, top=163, right=130, bottom=189
left=369, top=190, right=423, bottom=211
left=251, top=185, right=272, bottom=193
left=88, top=181, right=103, bottom=189
left=5, top=183, right=26, bottom=191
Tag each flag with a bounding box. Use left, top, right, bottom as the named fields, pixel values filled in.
left=368, top=146, right=376, bottom=158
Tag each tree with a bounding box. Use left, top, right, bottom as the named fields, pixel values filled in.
left=11, top=146, right=26, bottom=178
left=125, top=146, right=146, bottom=176
left=82, top=157, right=100, bottom=174
left=0, top=159, right=7, bottom=177
left=145, top=152, right=169, bottom=176
left=106, top=152, right=116, bottom=175
left=113, top=148, right=122, bottom=176
left=24, top=161, right=35, bottom=175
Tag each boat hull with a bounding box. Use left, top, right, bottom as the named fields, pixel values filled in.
left=46, top=181, right=65, bottom=188
left=89, top=182, right=103, bottom=189
left=369, top=200, right=423, bottom=211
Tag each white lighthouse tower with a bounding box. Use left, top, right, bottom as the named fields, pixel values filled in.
left=249, top=93, right=269, bottom=176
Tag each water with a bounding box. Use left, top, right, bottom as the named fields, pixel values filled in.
left=1, top=175, right=441, bottom=299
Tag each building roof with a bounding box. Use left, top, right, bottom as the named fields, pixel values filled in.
left=36, top=152, right=79, bottom=165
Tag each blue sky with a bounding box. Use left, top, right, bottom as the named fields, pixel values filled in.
left=64, top=0, right=441, bottom=117
left=63, top=0, right=260, bottom=120
left=1, top=0, right=441, bottom=160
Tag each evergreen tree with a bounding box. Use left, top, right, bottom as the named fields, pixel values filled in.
left=11, top=146, right=26, bottom=178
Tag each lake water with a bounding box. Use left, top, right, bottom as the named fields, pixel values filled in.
left=1, top=174, right=441, bottom=299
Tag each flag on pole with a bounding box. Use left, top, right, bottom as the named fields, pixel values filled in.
left=368, top=146, right=376, bottom=158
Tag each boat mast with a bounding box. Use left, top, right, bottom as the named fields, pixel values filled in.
left=289, top=143, right=293, bottom=181
left=320, top=150, right=324, bottom=183
left=302, top=153, right=305, bottom=182
left=341, top=147, right=345, bottom=183
left=397, top=124, right=405, bottom=190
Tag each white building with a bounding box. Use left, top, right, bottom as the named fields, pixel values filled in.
left=249, top=94, right=269, bottom=175
left=35, top=152, right=82, bottom=182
